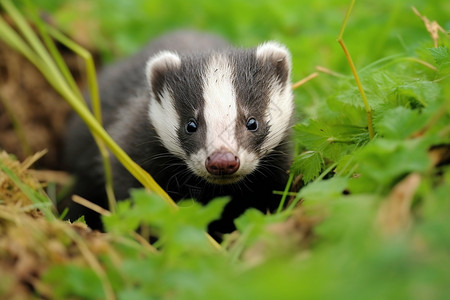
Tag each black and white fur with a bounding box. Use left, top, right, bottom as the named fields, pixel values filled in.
left=64, top=31, right=294, bottom=235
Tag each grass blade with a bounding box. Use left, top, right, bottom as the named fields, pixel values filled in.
left=337, top=0, right=375, bottom=140
left=0, top=0, right=176, bottom=210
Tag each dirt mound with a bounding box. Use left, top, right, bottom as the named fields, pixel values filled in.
left=0, top=31, right=91, bottom=170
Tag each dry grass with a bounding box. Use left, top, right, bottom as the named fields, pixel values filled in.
left=0, top=151, right=118, bottom=299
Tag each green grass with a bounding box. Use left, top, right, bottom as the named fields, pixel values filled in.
left=2, top=0, right=450, bottom=299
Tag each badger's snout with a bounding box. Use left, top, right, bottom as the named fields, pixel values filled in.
left=205, top=151, right=240, bottom=175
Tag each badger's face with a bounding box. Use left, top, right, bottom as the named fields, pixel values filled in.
left=146, top=42, right=293, bottom=185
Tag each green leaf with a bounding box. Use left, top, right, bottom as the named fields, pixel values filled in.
left=294, top=119, right=330, bottom=151
left=43, top=265, right=105, bottom=300
left=313, top=194, right=376, bottom=243
left=118, top=289, right=151, bottom=300
left=234, top=209, right=266, bottom=233
left=291, top=150, right=324, bottom=183
left=233, top=209, right=283, bottom=248
left=428, top=46, right=450, bottom=72
left=294, top=120, right=363, bottom=161
left=299, top=177, right=348, bottom=202
left=335, top=154, right=357, bottom=176
left=374, top=106, right=428, bottom=139
left=390, top=81, right=440, bottom=108
left=104, top=190, right=229, bottom=241
left=326, top=90, right=369, bottom=126
left=333, top=81, right=366, bottom=109
left=102, top=198, right=141, bottom=234
left=355, top=138, right=430, bottom=188
left=120, top=258, right=159, bottom=285
left=178, top=197, right=229, bottom=229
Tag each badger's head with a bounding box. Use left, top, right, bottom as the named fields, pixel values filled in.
left=145, top=42, right=294, bottom=185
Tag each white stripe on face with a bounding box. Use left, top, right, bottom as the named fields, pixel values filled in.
left=202, top=54, right=239, bottom=154
left=185, top=54, right=259, bottom=184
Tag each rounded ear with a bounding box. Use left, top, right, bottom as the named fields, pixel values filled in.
left=145, top=51, right=181, bottom=101
left=256, top=42, right=292, bottom=83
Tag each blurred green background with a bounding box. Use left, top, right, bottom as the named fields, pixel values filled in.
left=37, top=0, right=449, bottom=74
left=33, top=0, right=449, bottom=119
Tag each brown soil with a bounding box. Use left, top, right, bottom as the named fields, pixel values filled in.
left=0, top=28, right=92, bottom=170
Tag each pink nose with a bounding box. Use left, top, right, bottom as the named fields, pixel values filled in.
left=205, top=151, right=240, bottom=175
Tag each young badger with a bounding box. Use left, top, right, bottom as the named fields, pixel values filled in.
left=64, top=31, right=295, bottom=235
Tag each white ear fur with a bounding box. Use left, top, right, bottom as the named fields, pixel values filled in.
left=256, top=41, right=292, bottom=73
left=145, top=51, right=181, bottom=89
left=257, top=42, right=294, bottom=153
left=146, top=51, right=185, bottom=158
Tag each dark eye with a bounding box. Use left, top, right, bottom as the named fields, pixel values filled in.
left=246, top=118, right=258, bottom=131
left=185, top=119, right=198, bottom=134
